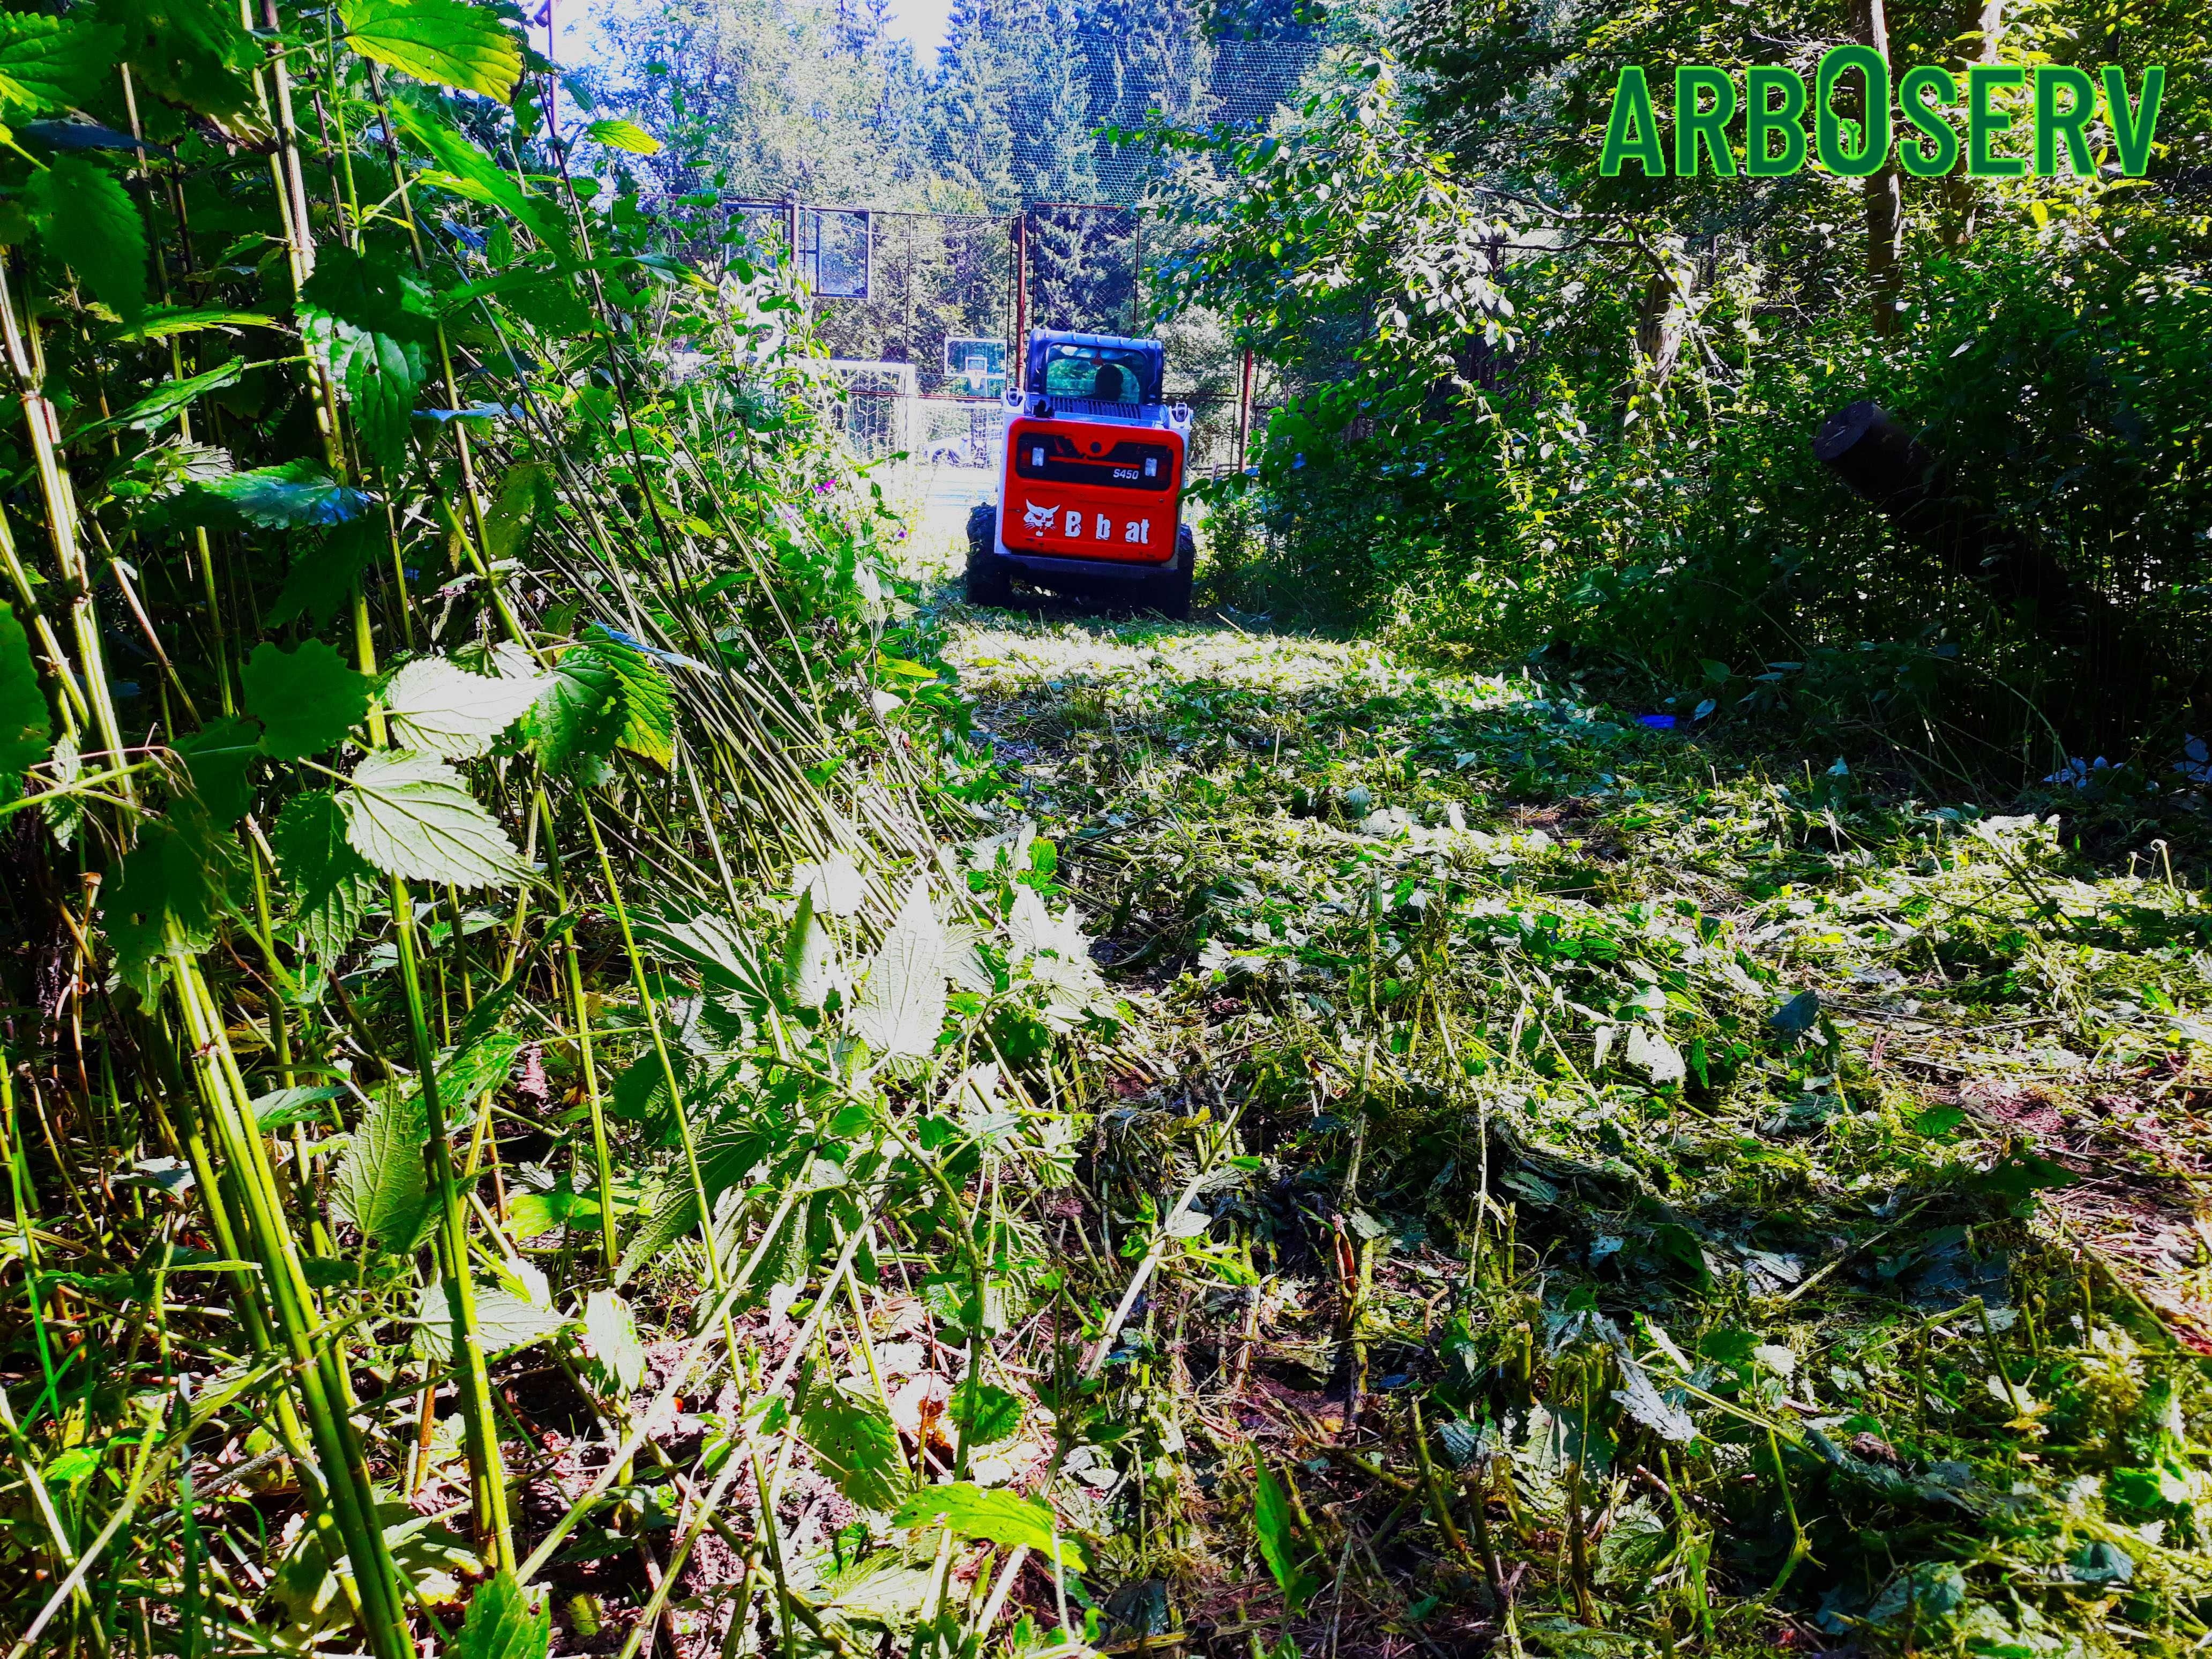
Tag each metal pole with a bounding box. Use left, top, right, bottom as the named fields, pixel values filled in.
left=1131, top=208, right=1141, bottom=335
left=1012, top=210, right=1028, bottom=390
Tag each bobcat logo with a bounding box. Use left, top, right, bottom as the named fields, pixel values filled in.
left=1021, top=500, right=1058, bottom=530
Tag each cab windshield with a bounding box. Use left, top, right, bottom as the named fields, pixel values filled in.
left=1040, top=343, right=1152, bottom=405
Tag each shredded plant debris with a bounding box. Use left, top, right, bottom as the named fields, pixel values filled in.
left=932, top=606, right=2212, bottom=1659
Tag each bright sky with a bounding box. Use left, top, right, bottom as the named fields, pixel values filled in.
left=879, top=0, right=957, bottom=54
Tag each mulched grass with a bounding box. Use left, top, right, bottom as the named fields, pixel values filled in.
left=932, top=602, right=2212, bottom=1659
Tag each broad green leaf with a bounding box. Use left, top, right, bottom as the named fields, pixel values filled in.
left=948, top=1377, right=1021, bottom=1446
left=391, top=98, right=563, bottom=250
left=117, top=438, right=232, bottom=503
left=891, top=1483, right=1086, bottom=1570
left=108, top=307, right=274, bottom=342
left=816, top=1552, right=936, bottom=1625
left=582, top=1288, right=646, bottom=1394
left=438, top=1030, right=522, bottom=1107
left=851, top=877, right=944, bottom=1059
left=585, top=117, right=660, bottom=155
left=300, top=245, right=437, bottom=342
left=1623, top=1023, right=1684, bottom=1086
left=802, top=1385, right=907, bottom=1511
left=785, top=894, right=836, bottom=1008
left=300, top=249, right=434, bottom=476
left=450, top=1570, right=549, bottom=1659
left=633, top=909, right=766, bottom=997
left=483, top=461, right=556, bottom=561
left=412, top=1276, right=570, bottom=1361
left=99, top=0, right=260, bottom=122
left=29, top=155, right=146, bottom=322
left=0, top=605, right=50, bottom=803
left=273, top=788, right=378, bottom=958
left=607, top=1049, right=686, bottom=1125
left=0, top=15, right=117, bottom=114
left=243, top=639, right=371, bottom=760
left=252, top=1084, right=346, bottom=1130
left=1768, top=990, right=1821, bottom=1034
left=272, top=1504, right=476, bottom=1631
left=1252, top=1456, right=1316, bottom=1614
left=269, top=518, right=382, bottom=630
left=72, top=358, right=243, bottom=439
left=1594, top=1497, right=1671, bottom=1587
left=1610, top=1354, right=1698, bottom=1444
left=332, top=1088, right=434, bottom=1253
left=506, top=1186, right=585, bottom=1240
left=383, top=656, right=543, bottom=759
left=342, top=0, right=523, bottom=101
left=40, top=733, right=79, bottom=847
left=581, top=628, right=674, bottom=766
left=340, top=748, right=529, bottom=889
left=615, top=1185, right=697, bottom=1286
left=794, top=849, right=865, bottom=916
left=522, top=644, right=626, bottom=780
left=346, top=327, right=424, bottom=475
left=200, top=459, right=372, bottom=527
left=173, top=716, right=261, bottom=823
left=103, top=810, right=244, bottom=996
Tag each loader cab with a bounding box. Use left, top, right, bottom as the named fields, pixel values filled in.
left=1029, top=336, right=1163, bottom=409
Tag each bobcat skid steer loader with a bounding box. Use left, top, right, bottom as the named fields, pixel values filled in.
left=965, top=330, right=1196, bottom=619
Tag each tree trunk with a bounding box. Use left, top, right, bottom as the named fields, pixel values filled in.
left=1858, top=0, right=1904, bottom=332
left=1635, top=269, right=1685, bottom=390
left=1943, top=0, right=2004, bottom=244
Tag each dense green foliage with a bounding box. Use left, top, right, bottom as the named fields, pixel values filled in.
left=580, top=0, right=1258, bottom=385
left=0, top=3, right=1130, bottom=1657
left=1158, top=2, right=2210, bottom=769
left=4, top=0, right=2210, bottom=1657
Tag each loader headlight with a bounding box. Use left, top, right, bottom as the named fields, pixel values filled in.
left=1144, top=457, right=1157, bottom=478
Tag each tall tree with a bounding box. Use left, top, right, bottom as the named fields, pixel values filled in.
left=1858, top=0, right=1905, bottom=333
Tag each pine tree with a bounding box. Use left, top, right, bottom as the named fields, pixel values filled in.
left=931, top=0, right=1019, bottom=206
left=1012, top=0, right=1100, bottom=203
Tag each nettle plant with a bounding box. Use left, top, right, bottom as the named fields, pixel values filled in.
left=0, top=2, right=1118, bottom=1656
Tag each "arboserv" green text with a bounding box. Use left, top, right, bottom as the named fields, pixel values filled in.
left=1600, top=59, right=2165, bottom=178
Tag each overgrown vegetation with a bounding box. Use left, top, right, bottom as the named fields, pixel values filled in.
left=1155, top=0, right=2210, bottom=769
left=4, top=0, right=2210, bottom=1656
left=0, top=4, right=1134, bottom=1657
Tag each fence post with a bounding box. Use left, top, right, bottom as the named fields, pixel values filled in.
left=1235, top=346, right=1255, bottom=472
left=1131, top=208, right=1142, bottom=335
left=1012, top=210, right=1028, bottom=388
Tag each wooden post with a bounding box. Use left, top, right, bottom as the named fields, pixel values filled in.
left=1234, top=346, right=1256, bottom=472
